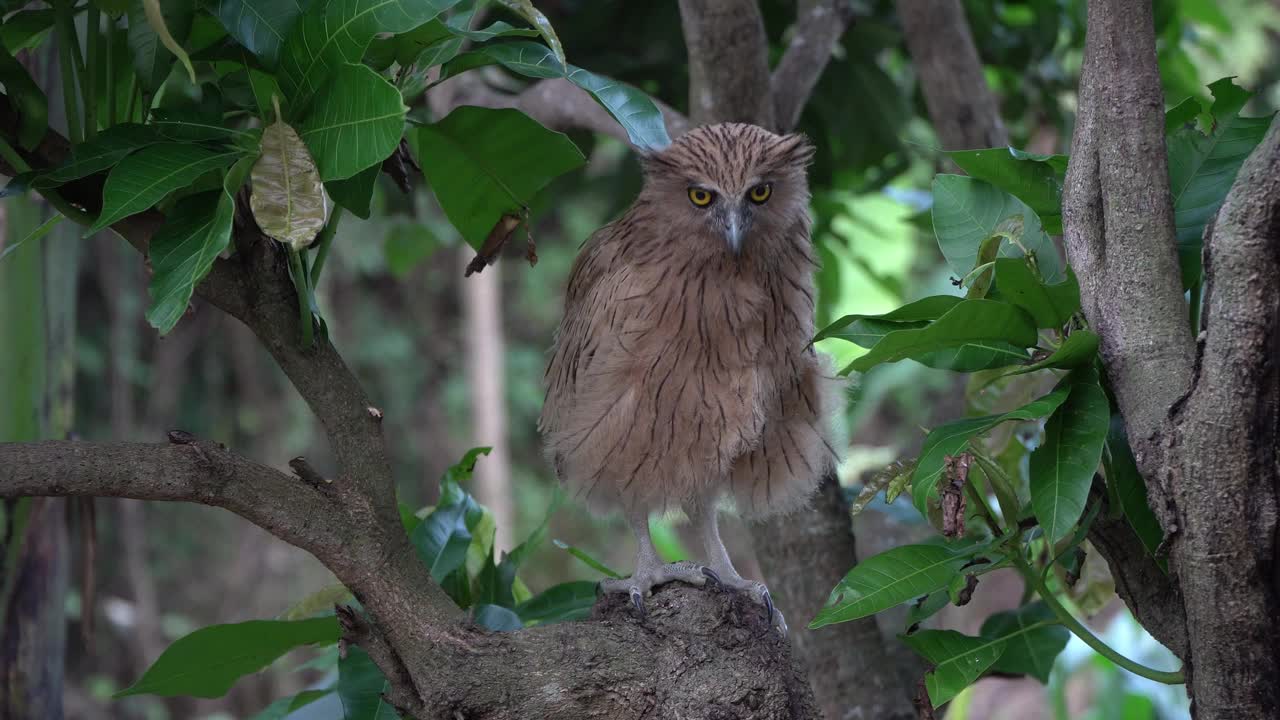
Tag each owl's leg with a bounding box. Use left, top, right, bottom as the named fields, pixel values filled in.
left=686, top=499, right=788, bottom=636
left=597, top=506, right=711, bottom=618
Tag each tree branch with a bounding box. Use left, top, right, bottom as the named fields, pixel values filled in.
left=679, top=0, right=774, bottom=127
left=771, top=0, right=858, bottom=132
left=896, top=0, right=1008, bottom=150
left=429, top=75, right=691, bottom=144
left=1062, top=0, right=1194, bottom=459
left=1161, top=115, right=1280, bottom=717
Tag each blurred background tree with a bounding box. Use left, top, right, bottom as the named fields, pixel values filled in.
left=0, top=0, right=1277, bottom=718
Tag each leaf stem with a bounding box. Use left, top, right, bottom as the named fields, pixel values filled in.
left=309, top=207, right=343, bottom=286
left=106, top=16, right=117, bottom=125
left=287, top=250, right=314, bottom=349
left=1012, top=554, right=1184, bottom=684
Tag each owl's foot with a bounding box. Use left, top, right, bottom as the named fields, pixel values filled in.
left=597, top=560, right=712, bottom=619
left=709, top=567, right=789, bottom=637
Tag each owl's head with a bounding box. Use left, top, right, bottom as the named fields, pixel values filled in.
left=639, top=123, right=814, bottom=257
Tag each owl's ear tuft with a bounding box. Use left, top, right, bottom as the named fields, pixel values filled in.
left=777, top=133, right=815, bottom=168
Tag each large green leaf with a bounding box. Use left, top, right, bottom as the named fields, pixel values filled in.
left=89, top=143, right=240, bottom=233
left=278, top=0, right=462, bottom=113
left=145, top=191, right=235, bottom=333
left=336, top=647, right=397, bottom=720
left=948, top=148, right=1067, bottom=234
left=980, top=602, right=1069, bottom=683
left=903, top=630, right=1006, bottom=707
left=0, top=9, right=55, bottom=53
left=931, top=174, right=1064, bottom=284
left=127, top=0, right=194, bottom=93
left=414, top=106, right=584, bottom=248
left=214, top=0, right=312, bottom=68
left=810, top=543, right=976, bottom=628
left=327, top=165, right=379, bottom=219
left=1031, top=371, right=1109, bottom=543
left=0, top=46, right=46, bottom=150
left=515, top=581, right=597, bottom=625
left=1105, top=415, right=1165, bottom=562
left=1004, top=330, right=1099, bottom=376
left=912, top=385, right=1071, bottom=516
left=814, top=295, right=964, bottom=343
left=1167, top=78, right=1275, bottom=289
left=299, top=63, right=407, bottom=182
left=842, top=299, right=1037, bottom=374
left=992, top=258, right=1080, bottom=329
left=450, top=41, right=670, bottom=149
left=116, top=617, right=339, bottom=698
left=43, top=124, right=162, bottom=182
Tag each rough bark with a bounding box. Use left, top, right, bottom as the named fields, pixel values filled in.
left=771, top=0, right=858, bottom=132
left=679, top=0, right=775, bottom=126
left=897, top=0, right=1008, bottom=150
left=0, top=499, right=68, bottom=720
left=1161, top=116, right=1280, bottom=718
left=1063, top=1, right=1280, bottom=717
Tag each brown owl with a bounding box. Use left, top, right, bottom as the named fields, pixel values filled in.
left=540, top=123, right=843, bottom=633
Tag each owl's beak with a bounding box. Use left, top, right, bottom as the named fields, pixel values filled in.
left=724, top=205, right=747, bottom=255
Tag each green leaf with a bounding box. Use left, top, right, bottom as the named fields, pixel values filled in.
left=815, top=295, right=963, bottom=343
left=1165, top=96, right=1201, bottom=133
left=932, top=174, right=1063, bottom=284
left=247, top=689, right=330, bottom=720
left=89, top=143, right=239, bottom=233
left=912, top=385, right=1071, bottom=516
left=116, top=617, right=339, bottom=698
left=149, top=108, right=260, bottom=145
left=992, top=259, right=1080, bottom=329
left=1105, top=415, right=1165, bottom=562
left=1031, top=372, right=1109, bottom=542
left=326, top=165, right=379, bottom=219
left=214, top=0, right=312, bottom=68
left=453, top=42, right=670, bottom=149
left=142, top=0, right=196, bottom=84
left=127, top=0, right=194, bottom=93
left=278, top=0, right=462, bottom=114
left=1004, top=330, right=1099, bottom=376
left=444, top=18, right=538, bottom=42
left=250, top=112, right=328, bottom=251
left=902, top=629, right=1006, bottom=707
left=552, top=539, right=621, bottom=578
left=145, top=191, right=235, bottom=333
left=947, top=147, right=1067, bottom=234
left=843, top=299, right=1037, bottom=374
left=472, top=604, right=523, bottom=631
left=810, top=543, right=976, bottom=628
left=0, top=46, right=46, bottom=150
left=0, top=10, right=55, bottom=53
left=384, top=222, right=439, bottom=276
left=515, top=580, right=597, bottom=625
left=414, top=106, right=584, bottom=248
left=980, top=602, right=1069, bottom=683
left=1167, top=78, right=1275, bottom=288
left=904, top=589, right=951, bottom=630
left=337, top=647, right=397, bottom=720
left=299, top=63, right=406, bottom=182
left=40, top=122, right=162, bottom=184
left=496, top=0, right=565, bottom=65
left=411, top=499, right=473, bottom=583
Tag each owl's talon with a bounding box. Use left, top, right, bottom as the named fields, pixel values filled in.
left=630, top=588, right=646, bottom=618
left=700, top=566, right=721, bottom=586
left=762, top=588, right=775, bottom=624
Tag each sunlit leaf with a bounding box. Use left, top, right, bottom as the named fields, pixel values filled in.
left=298, top=63, right=407, bottom=182
left=89, top=143, right=240, bottom=233
left=842, top=299, right=1037, bottom=374
left=414, top=106, right=584, bottom=248
left=810, top=543, right=978, bottom=628
left=251, top=109, right=328, bottom=251
left=932, top=174, right=1063, bottom=284
left=1031, top=370, right=1109, bottom=543
left=116, top=617, right=339, bottom=698
left=902, top=629, right=1006, bottom=707
left=947, top=147, right=1067, bottom=234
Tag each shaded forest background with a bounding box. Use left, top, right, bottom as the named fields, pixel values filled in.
left=2, top=0, right=1278, bottom=718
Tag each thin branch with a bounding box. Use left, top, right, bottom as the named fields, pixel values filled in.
left=679, top=0, right=774, bottom=127
left=771, top=0, right=858, bottom=132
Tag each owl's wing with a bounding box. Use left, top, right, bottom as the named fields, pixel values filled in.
left=539, top=221, right=631, bottom=435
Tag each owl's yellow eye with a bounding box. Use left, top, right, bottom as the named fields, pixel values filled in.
left=688, top=187, right=714, bottom=208
left=748, top=183, right=772, bottom=204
